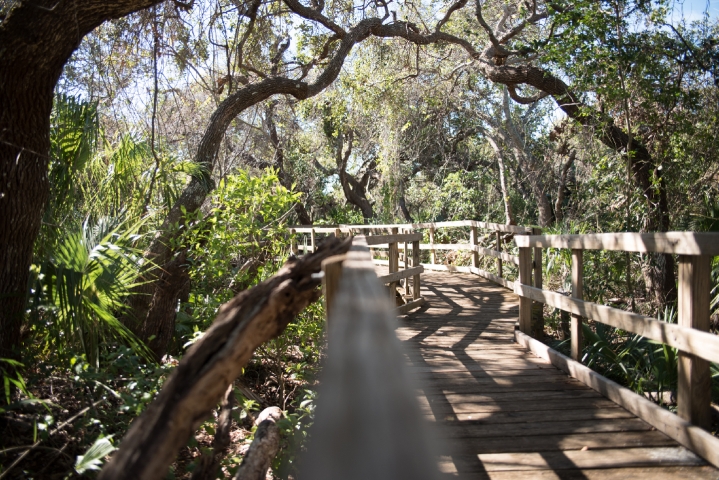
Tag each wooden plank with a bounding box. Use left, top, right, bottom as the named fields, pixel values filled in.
left=478, top=466, right=719, bottom=480
left=310, top=228, right=316, bottom=253
left=515, top=329, right=719, bottom=469
left=438, top=418, right=655, bottom=438
left=363, top=233, right=423, bottom=245
left=476, top=245, right=520, bottom=265
left=514, top=232, right=719, bottom=255
left=418, top=397, right=620, bottom=414
left=512, top=284, right=719, bottom=363
left=416, top=243, right=473, bottom=251
left=429, top=407, right=635, bottom=424
left=467, top=220, right=533, bottom=234
left=397, top=297, right=426, bottom=315
left=571, top=249, right=583, bottom=361
left=444, top=431, right=677, bottom=456
left=477, top=447, right=705, bottom=472
left=470, top=266, right=515, bottom=289
left=677, top=254, right=712, bottom=429
left=377, top=266, right=424, bottom=285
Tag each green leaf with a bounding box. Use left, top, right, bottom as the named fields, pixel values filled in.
left=75, top=435, right=117, bottom=474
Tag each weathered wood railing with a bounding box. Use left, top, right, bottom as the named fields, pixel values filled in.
left=513, top=232, right=719, bottom=468
left=309, top=231, right=426, bottom=316
left=302, top=235, right=443, bottom=480
left=289, top=220, right=540, bottom=287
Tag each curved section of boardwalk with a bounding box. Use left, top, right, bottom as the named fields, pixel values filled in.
left=396, top=270, right=718, bottom=479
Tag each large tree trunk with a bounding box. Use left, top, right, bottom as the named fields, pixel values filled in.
left=0, top=0, right=163, bottom=361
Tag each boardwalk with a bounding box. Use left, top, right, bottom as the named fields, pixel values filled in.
left=395, top=270, right=719, bottom=479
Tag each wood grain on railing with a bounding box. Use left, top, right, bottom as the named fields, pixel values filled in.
left=303, top=236, right=442, bottom=480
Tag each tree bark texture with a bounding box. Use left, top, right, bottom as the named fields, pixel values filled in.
left=99, top=237, right=352, bottom=480
left=0, top=0, right=164, bottom=360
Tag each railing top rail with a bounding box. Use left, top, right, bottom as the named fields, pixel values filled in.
left=303, top=235, right=441, bottom=480
left=288, top=220, right=533, bottom=234
left=515, top=232, right=719, bottom=256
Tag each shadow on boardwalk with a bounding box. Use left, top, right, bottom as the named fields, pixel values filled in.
left=394, top=270, right=718, bottom=480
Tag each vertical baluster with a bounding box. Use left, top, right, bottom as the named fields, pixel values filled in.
left=496, top=231, right=503, bottom=278
left=571, top=249, right=584, bottom=361
left=677, top=254, right=711, bottom=429
left=518, top=247, right=532, bottom=334
left=470, top=225, right=479, bottom=269
left=412, top=240, right=421, bottom=301
left=311, top=228, right=316, bottom=253
left=404, top=231, right=410, bottom=296
left=290, top=228, right=298, bottom=255
left=532, top=227, right=544, bottom=338
left=429, top=227, right=436, bottom=265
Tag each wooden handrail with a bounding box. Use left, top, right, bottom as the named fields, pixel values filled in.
left=514, top=230, right=719, bottom=463
left=304, top=236, right=442, bottom=480
left=321, top=234, right=425, bottom=316
left=289, top=220, right=533, bottom=234
left=515, top=231, right=719, bottom=255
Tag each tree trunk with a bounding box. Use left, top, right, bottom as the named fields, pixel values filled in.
left=485, top=136, right=516, bottom=225
left=0, top=0, right=164, bottom=361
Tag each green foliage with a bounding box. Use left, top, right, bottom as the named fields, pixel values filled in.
left=178, top=169, right=301, bottom=339
left=31, top=218, right=152, bottom=367
left=74, top=434, right=117, bottom=474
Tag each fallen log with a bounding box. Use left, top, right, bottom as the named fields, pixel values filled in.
left=234, top=407, right=283, bottom=480
left=99, top=237, right=351, bottom=480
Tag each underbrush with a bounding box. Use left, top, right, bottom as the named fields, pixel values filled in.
left=0, top=301, right=326, bottom=479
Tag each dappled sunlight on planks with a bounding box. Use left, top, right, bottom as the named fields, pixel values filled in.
left=395, top=270, right=718, bottom=479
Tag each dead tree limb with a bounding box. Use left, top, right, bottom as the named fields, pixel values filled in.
left=99, top=237, right=352, bottom=480
left=234, top=407, right=284, bottom=480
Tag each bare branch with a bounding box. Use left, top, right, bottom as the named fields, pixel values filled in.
left=282, top=0, right=346, bottom=37
left=506, top=84, right=548, bottom=104
left=436, top=0, right=468, bottom=32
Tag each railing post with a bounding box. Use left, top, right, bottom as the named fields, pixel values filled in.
left=677, top=254, right=712, bottom=429
left=321, top=255, right=346, bottom=326
left=429, top=227, right=436, bottom=265
left=311, top=228, right=316, bottom=253
left=496, top=230, right=503, bottom=277
left=404, top=231, right=410, bottom=296
left=334, top=228, right=341, bottom=238
left=571, top=249, right=584, bottom=361
left=532, top=227, right=544, bottom=338
left=290, top=228, right=298, bottom=255
left=470, top=225, right=479, bottom=268
left=388, top=227, right=399, bottom=301
left=412, top=239, right=421, bottom=301
left=518, top=247, right=532, bottom=334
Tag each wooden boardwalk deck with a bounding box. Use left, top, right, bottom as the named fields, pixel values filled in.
left=394, top=270, right=719, bottom=479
